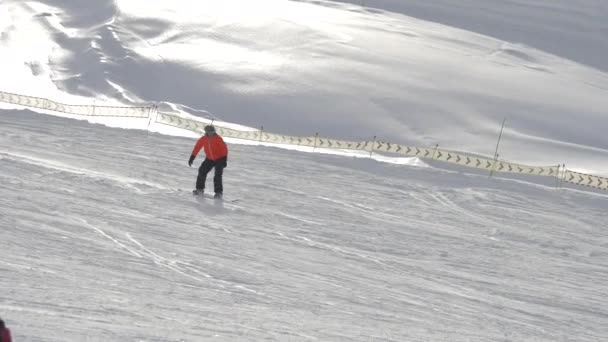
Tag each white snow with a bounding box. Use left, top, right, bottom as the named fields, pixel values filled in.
left=1, top=0, right=608, bottom=341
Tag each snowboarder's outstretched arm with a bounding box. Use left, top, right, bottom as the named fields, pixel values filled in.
left=189, top=136, right=206, bottom=167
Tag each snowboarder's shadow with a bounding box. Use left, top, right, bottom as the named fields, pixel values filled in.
left=193, top=196, right=230, bottom=215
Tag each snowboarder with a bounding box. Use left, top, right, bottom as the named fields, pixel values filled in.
left=188, top=125, right=228, bottom=198
left=0, top=318, right=12, bottom=342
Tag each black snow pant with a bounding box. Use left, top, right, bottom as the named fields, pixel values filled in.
left=196, top=158, right=225, bottom=194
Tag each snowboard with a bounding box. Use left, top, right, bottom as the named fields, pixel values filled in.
left=192, top=191, right=239, bottom=203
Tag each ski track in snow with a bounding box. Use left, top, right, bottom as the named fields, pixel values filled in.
left=2, top=110, right=608, bottom=341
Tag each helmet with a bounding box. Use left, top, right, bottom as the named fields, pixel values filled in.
left=204, top=125, right=216, bottom=134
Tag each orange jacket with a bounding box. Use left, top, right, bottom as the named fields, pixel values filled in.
left=191, top=134, right=228, bottom=161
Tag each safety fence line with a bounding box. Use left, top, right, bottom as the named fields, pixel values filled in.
left=0, top=90, right=152, bottom=118
left=2, top=90, right=606, bottom=191
left=155, top=112, right=608, bottom=191
left=562, top=170, right=608, bottom=191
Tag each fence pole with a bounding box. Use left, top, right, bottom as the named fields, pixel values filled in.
left=490, top=118, right=506, bottom=177
left=489, top=155, right=499, bottom=178
left=258, top=126, right=264, bottom=145
left=153, top=106, right=159, bottom=125
left=146, top=105, right=154, bottom=130
left=432, top=144, right=439, bottom=159
left=370, top=136, right=376, bottom=158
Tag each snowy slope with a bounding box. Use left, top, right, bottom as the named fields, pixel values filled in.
left=1, top=0, right=607, bottom=174
left=2, top=0, right=608, bottom=341
left=329, top=0, right=608, bottom=72
left=2, top=109, right=608, bottom=341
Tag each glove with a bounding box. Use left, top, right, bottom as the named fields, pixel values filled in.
left=218, top=156, right=227, bottom=168
left=188, top=155, right=195, bottom=167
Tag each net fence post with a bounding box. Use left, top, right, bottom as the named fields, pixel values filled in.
left=489, top=154, right=499, bottom=178
left=146, top=105, right=155, bottom=130
left=370, top=136, right=376, bottom=158
left=258, top=126, right=264, bottom=145
left=490, top=118, right=506, bottom=177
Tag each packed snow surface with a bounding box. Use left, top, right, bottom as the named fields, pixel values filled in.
left=1, top=0, right=608, bottom=341
left=2, top=110, right=607, bottom=341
